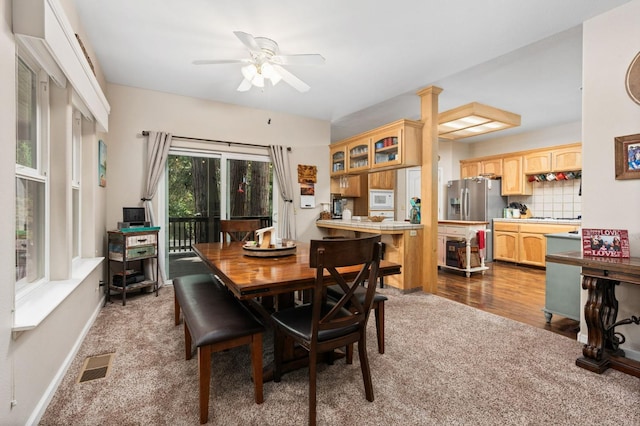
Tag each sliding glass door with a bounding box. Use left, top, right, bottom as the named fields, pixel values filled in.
left=164, top=150, right=275, bottom=279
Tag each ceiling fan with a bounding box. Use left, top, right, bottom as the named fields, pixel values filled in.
left=193, top=31, right=325, bottom=93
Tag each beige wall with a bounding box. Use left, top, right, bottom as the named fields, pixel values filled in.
left=104, top=84, right=331, bottom=242
left=1, top=0, right=108, bottom=423
left=0, top=0, right=17, bottom=421
left=581, top=0, right=640, bottom=354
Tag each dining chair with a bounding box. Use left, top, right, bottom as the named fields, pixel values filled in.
left=326, top=283, right=388, bottom=357
left=322, top=236, right=387, bottom=356
left=220, top=219, right=261, bottom=242
left=271, top=234, right=382, bottom=426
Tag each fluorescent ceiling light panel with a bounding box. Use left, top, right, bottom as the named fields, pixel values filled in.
left=438, top=102, right=520, bottom=140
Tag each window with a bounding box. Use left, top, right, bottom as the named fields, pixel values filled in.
left=71, top=110, right=82, bottom=259
left=15, top=54, right=47, bottom=291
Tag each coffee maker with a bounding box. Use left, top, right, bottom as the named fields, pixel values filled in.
left=331, top=194, right=345, bottom=219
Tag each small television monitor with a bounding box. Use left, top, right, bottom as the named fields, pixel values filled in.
left=123, top=207, right=146, bottom=225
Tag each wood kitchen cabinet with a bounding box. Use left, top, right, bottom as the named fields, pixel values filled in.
left=369, top=170, right=396, bottom=189
left=460, top=158, right=502, bottom=178
left=494, top=222, right=519, bottom=262
left=501, top=155, right=532, bottom=195
left=481, top=158, right=503, bottom=176
left=460, top=143, right=581, bottom=190
left=494, top=221, right=580, bottom=267
left=460, top=160, right=480, bottom=178
left=552, top=144, right=581, bottom=171
left=347, top=139, right=371, bottom=173
left=519, top=232, right=548, bottom=267
left=331, top=119, right=422, bottom=175
left=329, top=144, right=347, bottom=176
left=369, top=119, right=422, bottom=171
left=524, top=151, right=552, bottom=174
left=330, top=175, right=364, bottom=197
left=523, top=143, right=582, bottom=174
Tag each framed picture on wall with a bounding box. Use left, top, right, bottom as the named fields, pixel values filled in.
left=615, top=133, right=640, bottom=180
left=582, top=228, right=630, bottom=258
left=98, top=139, right=107, bottom=187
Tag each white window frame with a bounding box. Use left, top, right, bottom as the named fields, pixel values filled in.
left=15, top=49, right=50, bottom=297
left=71, top=110, right=82, bottom=260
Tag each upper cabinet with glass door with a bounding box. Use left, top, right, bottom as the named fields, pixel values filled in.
left=330, top=144, right=347, bottom=176
left=330, top=119, right=423, bottom=175
left=370, top=119, right=422, bottom=170
left=347, top=138, right=371, bottom=174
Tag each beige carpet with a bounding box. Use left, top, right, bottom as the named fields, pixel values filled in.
left=40, top=285, right=639, bottom=425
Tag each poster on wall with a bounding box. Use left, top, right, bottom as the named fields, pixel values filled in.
left=98, top=139, right=107, bottom=187
left=582, top=228, right=630, bottom=258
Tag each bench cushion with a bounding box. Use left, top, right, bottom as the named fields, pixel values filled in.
left=174, top=273, right=264, bottom=347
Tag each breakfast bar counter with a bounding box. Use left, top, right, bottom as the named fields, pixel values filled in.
left=316, top=220, right=423, bottom=292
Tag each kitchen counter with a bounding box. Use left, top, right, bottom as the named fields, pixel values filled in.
left=316, top=219, right=422, bottom=233
left=494, top=218, right=581, bottom=226
left=316, top=219, right=423, bottom=292
left=438, top=220, right=489, bottom=226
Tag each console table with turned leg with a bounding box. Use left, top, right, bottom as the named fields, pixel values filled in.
left=545, top=251, right=640, bottom=377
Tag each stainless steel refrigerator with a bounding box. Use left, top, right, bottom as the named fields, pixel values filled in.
left=446, top=177, right=507, bottom=261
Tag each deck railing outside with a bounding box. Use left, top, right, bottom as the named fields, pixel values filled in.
left=168, top=216, right=272, bottom=253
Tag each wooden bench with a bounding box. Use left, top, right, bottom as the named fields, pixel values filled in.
left=173, top=273, right=265, bottom=424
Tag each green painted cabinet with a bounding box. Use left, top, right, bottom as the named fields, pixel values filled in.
left=544, top=232, right=581, bottom=322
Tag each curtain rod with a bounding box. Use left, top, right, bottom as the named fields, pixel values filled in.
left=141, top=131, right=290, bottom=151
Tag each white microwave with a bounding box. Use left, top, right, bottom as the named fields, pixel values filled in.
left=369, top=190, right=394, bottom=210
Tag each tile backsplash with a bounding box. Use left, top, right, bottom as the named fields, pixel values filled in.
left=508, top=178, right=582, bottom=218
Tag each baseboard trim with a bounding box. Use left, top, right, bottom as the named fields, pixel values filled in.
left=27, top=295, right=105, bottom=425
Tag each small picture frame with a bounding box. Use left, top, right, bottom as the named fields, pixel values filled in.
left=582, top=228, right=630, bottom=258
left=614, top=133, right=640, bottom=180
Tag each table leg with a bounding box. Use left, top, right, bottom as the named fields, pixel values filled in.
left=576, top=275, right=621, bottom=373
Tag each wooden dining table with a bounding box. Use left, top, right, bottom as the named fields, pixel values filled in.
left=193, top=241, right=401, bottom=305
left=192, top=240, right=402, bottom=379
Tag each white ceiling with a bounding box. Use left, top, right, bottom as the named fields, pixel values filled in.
left=72, top=0, right=632, bottom=143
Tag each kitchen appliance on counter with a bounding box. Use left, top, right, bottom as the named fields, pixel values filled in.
left=331, top=194, right=345, bottom=219
left=446, top=177, right=507, bottom=261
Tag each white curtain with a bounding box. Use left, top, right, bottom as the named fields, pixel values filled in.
left=143, top=131, right=172, bottom=286
left=269, top=145, right=296, bottom=240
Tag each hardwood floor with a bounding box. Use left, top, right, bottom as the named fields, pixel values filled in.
left=436, top=261, right=580, bottom=339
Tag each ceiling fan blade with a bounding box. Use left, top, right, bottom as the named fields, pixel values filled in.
left=272, top=64, right=310, bottom=92
left=271, top=54, right=325, bottom=66
left=192, top=59, right=248, bottom=65
left=233, top=31, right=261, bottom=52
left=237, top=78, right=252, bottom=92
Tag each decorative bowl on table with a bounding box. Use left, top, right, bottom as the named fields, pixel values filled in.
left=242, top=242, right=297, bottom=257
left=368, top=216, right=385, bottom=222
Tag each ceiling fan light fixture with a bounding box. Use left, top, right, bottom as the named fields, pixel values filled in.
left=438, top=102, right=520, bottom=140
left=261, top=62, right=282, bottom=85
left=241, top=64, right=257, bottom=81
left=252, top=73, right=265, bottom=87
